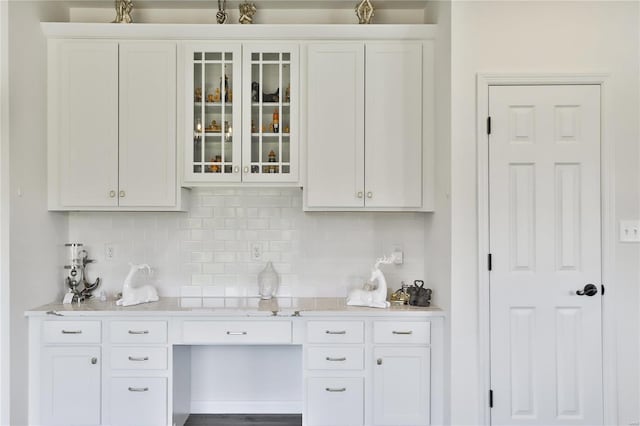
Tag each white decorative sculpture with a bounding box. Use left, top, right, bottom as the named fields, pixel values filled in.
left=346, top=255, right=395, bottom=308
left=116, top=263, right=159, bottom=307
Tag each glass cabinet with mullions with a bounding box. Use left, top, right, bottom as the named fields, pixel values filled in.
left=184, top=43, right=298, bottom=184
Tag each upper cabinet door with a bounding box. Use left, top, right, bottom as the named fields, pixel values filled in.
left=306, top=43, right=365, bottom=208
left=184, top=43, right=242, bottom=183
left=242, top=44, right=299, bottom=183
left=365, top=43, right=423, bottom=208
left=54, top=41, right=119, bottom=207
left=119, top=42, right=177, bottom=207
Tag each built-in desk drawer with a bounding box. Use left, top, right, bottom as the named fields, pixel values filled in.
left=43, top=320, right=101, bottom=344
left=110, top=377, right=167, bottom=426
left=110, top=321, right=167, bottom=344
left=306, top=321, right=364, bottom=344
left=182, top=320, right=292, bottom=344
left=306, top=377, right=364, bottom=426
left=111, top=347, right=168, bottom=370
left=307, top=346, right=364, bottom=370
left=373, top=321, right=430, bottom=345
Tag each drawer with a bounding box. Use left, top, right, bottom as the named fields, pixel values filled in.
left=374, top=321, right=430, bottom=345
left=110, top=321, right=167, bottom=344
left=307, top=346, right=364, bottom=371
left=109, top=377, right=167, bottom=426
left=306, top=321, right=364, bottom=344
left=111, top=347, right=168, bottom=370
left=182, top=320, right=292, bottom=344
left=306, top=377, right=363, bottom=426
left=43, top=320, right=101, bottom=344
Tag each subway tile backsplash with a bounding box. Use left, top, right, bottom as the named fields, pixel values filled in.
left=67, top=188, right=426, bottom=298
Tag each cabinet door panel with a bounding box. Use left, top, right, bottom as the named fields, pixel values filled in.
left=119, top=42, right=177, bottom=206
left=365, top=43, right=423, bottom=208
left=56, top=41, right=118, bottom=207
left=306, top=43, right=365, bottom=208
left=41, top=346, right=101, bottom=425
left=374, top=346, right=430, bottom=426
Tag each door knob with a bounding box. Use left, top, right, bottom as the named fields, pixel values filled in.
left=576, top=283, right=598, bottom=296
left=119, top=190, right=126, bottom=198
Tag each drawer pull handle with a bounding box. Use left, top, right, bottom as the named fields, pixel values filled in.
left=128, top=330, right=149, bottom=335
left=392, top=330, right=413, bottom=335
left=326, top=357, right=347, bottom=362
left=226, top=331, right=247, bottom=335
left=128, top=387, right=149, bottom=392
left=61, top=330, right=82, bottom=334
left=128, top=356, right=149, bottom=362
left=325, top=330, right=346, bottom=335
left=325, top=387, right=347, bottom=392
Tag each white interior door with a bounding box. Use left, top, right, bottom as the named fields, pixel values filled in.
left=488, top=85, right=603, bottom=425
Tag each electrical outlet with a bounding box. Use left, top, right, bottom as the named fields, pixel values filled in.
left=620, top=220, right=640, bottom=242
left=392, top=250, right=404, bottom=264
left=105, top=243, right=115, bottom=260
left=251, top=243, right=262, bottom=260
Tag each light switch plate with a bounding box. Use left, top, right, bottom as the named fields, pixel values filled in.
left=620, top=220, right=640, bottom=242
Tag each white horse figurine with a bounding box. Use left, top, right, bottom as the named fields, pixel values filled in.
left=116, top=263, right=159, bottom=307
left=346, top=255, right=395, bottom=308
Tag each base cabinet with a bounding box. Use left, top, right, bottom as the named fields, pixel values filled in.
left=110, top=377, right=168, bottom=426
left=373, top=347, right=430, bottom=426
left=306, top=377, right=364, bottom=426
left=41, top=346, right=101, bottom=426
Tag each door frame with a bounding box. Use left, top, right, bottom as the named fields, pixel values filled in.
left=476, top=73, right=617, bottom=426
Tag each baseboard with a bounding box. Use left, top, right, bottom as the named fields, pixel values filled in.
left=191, top=400, right=303, bottom=414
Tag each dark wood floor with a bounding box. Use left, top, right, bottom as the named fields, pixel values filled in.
left=184, top=414, right=302, bottom=426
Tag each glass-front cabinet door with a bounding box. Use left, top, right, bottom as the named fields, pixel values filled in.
left=185, top=44, right=242, bottom=183
left=242, top=44, right=299, bottom=182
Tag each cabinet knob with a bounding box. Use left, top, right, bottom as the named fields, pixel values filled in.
left=377, top=358, right=382, bottom=365
left=367, top=192, right=373, bottom=199
left=357, top=191, right=363, bottom=199
left=243, top=166, right=249, bottom=173
left=119, top=190, right=126, bottom=198
left=109, top=190, right=116, bottom=198
left=91, top=357, right=98, bottom=365
left=234, top=166, right=240, bottom=173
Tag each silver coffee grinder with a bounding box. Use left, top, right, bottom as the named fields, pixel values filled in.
left=64, top=243, right=101, bottom=303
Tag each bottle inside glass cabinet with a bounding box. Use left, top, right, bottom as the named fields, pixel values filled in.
left=192, top=51, right=236, bottom=176
left=249, top=52, right=292, bottom=176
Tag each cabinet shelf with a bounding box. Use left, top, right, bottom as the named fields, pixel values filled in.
left=195, top=102, right=233, bottom=108
left=251, top=133, right=291, bottom=137
left=252, top=102, right=290, bottom=107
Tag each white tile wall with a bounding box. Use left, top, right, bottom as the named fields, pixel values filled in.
left=67, top=188, right=426, bottom=298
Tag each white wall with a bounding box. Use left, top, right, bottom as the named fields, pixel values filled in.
left=450, top=1, right=640, bottom=425
left=424, top=0, right=452, bottom=424
left=68, top=188, right=428, bottom=300
left=8, top=2, right=69, bottom=425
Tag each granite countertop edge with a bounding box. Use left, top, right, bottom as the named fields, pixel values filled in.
left=25, top=297, right=445, bottom=318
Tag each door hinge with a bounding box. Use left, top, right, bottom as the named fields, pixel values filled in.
left=601, top=284, right=605, bottom=295
left=487, top=253, right=492, bottom=271
left=489, top=389, right=494, bottom=408
left=487, top=116, right=492, bottom=135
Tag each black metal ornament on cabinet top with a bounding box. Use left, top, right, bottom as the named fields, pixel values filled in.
left=216, top=0, right=228, bottom=24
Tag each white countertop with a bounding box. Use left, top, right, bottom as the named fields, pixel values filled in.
left=26, top=297, right=444, bottom=318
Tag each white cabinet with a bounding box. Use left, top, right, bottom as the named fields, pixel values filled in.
left=41, top=346, right=101, bottom=425
left=183, top=43, right=299, bottom=185
left=306, top=377, right=364, bottom=426
left=373, top=321, right=431, bottom=425
left=305, top=42, right=434, bottom=211
left=48, top=40, right=186, bottom=210
left=109, top=377, right=168, bottom=426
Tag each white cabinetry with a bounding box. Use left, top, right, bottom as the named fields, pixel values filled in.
left=48, top=40, right=186, bottom=210
left=40, top=321, right=102, bottom=426
left=305, top=42, right=434, bottom=211
left=372, top=322, right=431, bottom=426
left=183, top=43, right=299, bottom=185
